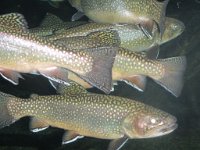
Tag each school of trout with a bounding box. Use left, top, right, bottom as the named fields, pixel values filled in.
left=0, top=0, right=187, bottom=150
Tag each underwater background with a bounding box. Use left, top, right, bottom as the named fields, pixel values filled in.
left=0, top=0, right=200, bottom=150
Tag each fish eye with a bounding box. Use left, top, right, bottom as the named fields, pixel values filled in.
left=150, top=118, right=156, bottom=124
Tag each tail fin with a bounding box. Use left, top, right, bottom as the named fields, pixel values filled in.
left=80, top=46, right=117, bottom=94
left=155, top=56, right=186, bottom=97
left=0, top=92, right=15, bottom=128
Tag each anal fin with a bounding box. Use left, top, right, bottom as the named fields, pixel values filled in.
left=122, top=75, right=146, bottom=92
left=30, top=117, right=49, bottom=132
left=62, top=131, right=84, bottom=144
left=38, top=67, right=70, bottom=86
left=0, top=69, right=24, bottom=85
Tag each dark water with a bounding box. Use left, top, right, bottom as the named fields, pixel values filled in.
left=0, top=0, right=200, bottom=150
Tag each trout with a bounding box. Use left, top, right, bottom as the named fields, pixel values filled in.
left=47, top=29, right=186, bottom=97
left=0, top=13, right=118, bottom=93
left=68, top=0, right=170, bottom=36
left=43, top=16, right=184, bottom=52
left=0, top=82, right=177, bottom=150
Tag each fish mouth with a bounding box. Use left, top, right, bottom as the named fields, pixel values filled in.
left=159, top=116, right=178, bottom=135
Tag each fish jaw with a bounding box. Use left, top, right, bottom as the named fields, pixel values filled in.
left=122, top=107, right=177, bottom=139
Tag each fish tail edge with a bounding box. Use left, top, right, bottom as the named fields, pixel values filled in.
left=156, top=56, right=187, bottom=97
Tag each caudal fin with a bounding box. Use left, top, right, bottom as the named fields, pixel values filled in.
left=0, top=92, right=15, bottom=128
left=156, top=56, right=186, bottom=97
left=80, top=47, right=117, bottom=94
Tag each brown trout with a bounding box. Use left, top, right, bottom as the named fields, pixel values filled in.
left=0, top=82, right=177, bottom=150
left=68, top=0, right=170, bottom=36
left=0, top=13, right=118, bottom=93
left=44, top=17, right=184, bottom=52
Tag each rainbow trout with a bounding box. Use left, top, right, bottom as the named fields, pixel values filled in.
left=43, top=17, right=184, bottom=52
left=0, top=13, right=118, bottom=93
left=0, top=82, right=177, bottom=150
left=68, top=0, right=170, bottom=36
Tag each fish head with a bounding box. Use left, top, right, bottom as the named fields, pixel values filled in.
left=122, top=105, right=177, bottom=139
left=162, top=17, right=185, bottom=44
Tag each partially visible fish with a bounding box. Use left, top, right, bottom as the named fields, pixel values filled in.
left=0, top=82, right=177, bottom=150
left=0, top=13, right=118, bottom=93
left=44, top=17, right=185, bottom=52
left=68, top=0, right=170, bottom=36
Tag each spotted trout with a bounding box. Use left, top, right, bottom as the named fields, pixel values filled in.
left=0, top=13, right=118, bottom=93
left=46, top=29, right=186, bottom=97
left=68, top=0, right=170, bottom=36
left=43, top=16, right=184, bottom=52
left=0, top=82, right=177, bottom=150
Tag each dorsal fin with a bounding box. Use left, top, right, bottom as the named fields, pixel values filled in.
left=0, top=13, right=28, bottom=31
left=40, top=13, right=63, bottom=27
left=51, top=81, right=88, bottom=95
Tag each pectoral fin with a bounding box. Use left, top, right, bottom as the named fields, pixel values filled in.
left=138, top=20, right=157, bottom=39
left=71, top=11, right=85, bottom=21
left=62, top=131, right=84, bottom=144
left=30, top=117, right=49, bottom=132
left=108, top=136, right=129, bottom=150
left=0, top=70, right=24, bottom=85
left=122, top=75, right=146, bottom=92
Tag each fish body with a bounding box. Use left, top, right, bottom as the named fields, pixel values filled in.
left=67, top=46, right=186, bottom=97
left=45, top=17, right=185, bottom=52
left=0, top=82, right=177, bottom=149
left=68, top=0, right=170, bottom=35
left=0, top=13, right=117, bottom=93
